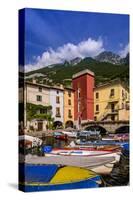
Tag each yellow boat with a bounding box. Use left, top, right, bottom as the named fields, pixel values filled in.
left=19, top=164, right=102, bottom=192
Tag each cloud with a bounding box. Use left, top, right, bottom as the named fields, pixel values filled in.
left=25, top=37, right=105, bottom=72
left=119, top=43, right=129, bottom=58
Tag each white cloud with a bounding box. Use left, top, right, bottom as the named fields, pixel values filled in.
left=25, top=37, right=105, bottom=72
left=119, top=43, right=129, bottom=58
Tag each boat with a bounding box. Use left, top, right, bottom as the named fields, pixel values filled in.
left=44, top=147, right=120, bottom=162
left=25, top=154, right=116, bottom=175
left=102, top=133, right=129, bottom=142
left=52, top=131, right=68, bottom=140
left=19, top=163, right=102, bottom=192
left=68, top=141, right=121, bottom=151
left=62, top=130, right=77, bottom=138
left=75, top=139, right=128, bottom=147
left=19, top=135, right=42, bottom=148
left=77, top=130, right=101, bottom=141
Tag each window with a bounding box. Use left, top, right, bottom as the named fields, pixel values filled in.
left=56, top=96, right=60, bottom=103
left=40, top=109, right=47, bottom=114
left=38, top=86, right=42, bottom=92
left=56, top=90, right=59, bottom=94
left=125, top=92, right=127, bottom=99
left=96, top=92, right=99, bottom=99
left=111, top=103, right=115, bottom=112
left=56, top=107, right=61, bottom=117
left=36, top=95, right=42, bottom=102
left=110, top=89, right=115, bottom=97
left=68, top=91, right=71, bottom=97
left=122, top=90, right=125, bottom=98
left=122, top=103, right=124, bottom=109
left=111, top=115, right=115, bottom=121
left=68, top=99, right=71, bottom=105
left=68, top=109, right=72, bottom=118
left=94, top=116, right=97, bottom=121
left=78, top=88, right=81, bottom=99
left=96, top=104, right=99, bottom=112
left=126, top=103, right=129, bottom=110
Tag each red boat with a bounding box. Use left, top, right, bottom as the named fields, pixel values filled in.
left=53, top=132, right=68, bottom=141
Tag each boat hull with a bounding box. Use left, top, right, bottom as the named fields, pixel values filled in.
left=19, top=164, right=101, bottom=192
left=45, top=149, right=120, bottom=162
left=19, top=176, right=100, bottom=192
left=25, top=155, right=116, bottom=175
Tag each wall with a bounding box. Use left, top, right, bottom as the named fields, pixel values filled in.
left=64, top=89, right=74, bottom=125
left=94, top=82, right=129, bottom=121
left=72, top=72, right=94, bottom=123
left=26, top=84, right=50, bottom=106
left=50, top=88, right=64, bottom=123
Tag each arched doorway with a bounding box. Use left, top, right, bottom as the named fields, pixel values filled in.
left=85, top=125, right=107, bottom=136
left=115, top=126, right=129, bottom=134
left=53, top=121, right=63, bottom=129
left=65, top=120, right=74, bottom=128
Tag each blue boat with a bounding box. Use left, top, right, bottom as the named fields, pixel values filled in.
left=121, top=143, right=129, bottom=151
left=76, top=140, right=128, bottom=147
left=19, top=163, right=102, bottom=192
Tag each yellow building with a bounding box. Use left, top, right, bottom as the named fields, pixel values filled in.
left=94, top=80, right=129, bottom=121
left=64, top=87, right=74, bottom=128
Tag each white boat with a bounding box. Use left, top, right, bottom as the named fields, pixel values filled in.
left=25, top=154, right=116, bottom=175
left=62, top=131, right=77, bottom=138
left=45, top=148, right=120, bottom=162
left=19, top=135, right=42, bottom=147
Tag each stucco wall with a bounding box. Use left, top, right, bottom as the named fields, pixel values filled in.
left=50, top=88, right=64, bottom=123
left=26, top=84, right=50, bottom=106
left=64, top=89, right=74, bottom=124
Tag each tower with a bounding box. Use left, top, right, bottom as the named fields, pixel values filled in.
left=72, top=69, right=95, bottom=128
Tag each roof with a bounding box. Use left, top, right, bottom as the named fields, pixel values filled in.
left=64, top=87, right=75, bottom=92
left=94, top=79, right=129, bottom=91
left=25, top=81, right=64, bottom=91
left=72, top=69, right=94, bottom=79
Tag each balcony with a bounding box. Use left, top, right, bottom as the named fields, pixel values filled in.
left=108, top=95, right=118, bottom=103
left=107, top=109, right=118, bottom=115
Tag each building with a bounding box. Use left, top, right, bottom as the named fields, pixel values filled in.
left=25, top=81, right=50, bottom=106
left=72, top=69, right=95, bottom=128
left=49, top=85, right=64, bottom=128
left=24, top=81, right=51, bottom=132
left=64, top=87, right=74, bottom=128
left=94, top=79, right=129, bottom=121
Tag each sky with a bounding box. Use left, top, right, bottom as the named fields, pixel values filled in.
left=23, top=8, right=129, bottom=72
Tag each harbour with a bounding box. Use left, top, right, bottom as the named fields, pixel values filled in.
left=19, top=129, right=129, bottom=191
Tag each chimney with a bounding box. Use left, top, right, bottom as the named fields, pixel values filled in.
left=32, top=78, right=36, bottom=84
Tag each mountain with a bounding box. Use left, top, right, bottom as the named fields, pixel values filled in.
left=120, top=53, right=129, bottom=65
left=26, top=53, right=129, bottom=86
left=95, top=51, right=121, bottom=65
left=69, top=57, right=82, bottom=65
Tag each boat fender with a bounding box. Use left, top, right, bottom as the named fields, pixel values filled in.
left=42, top=145, right=52, bottom=153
